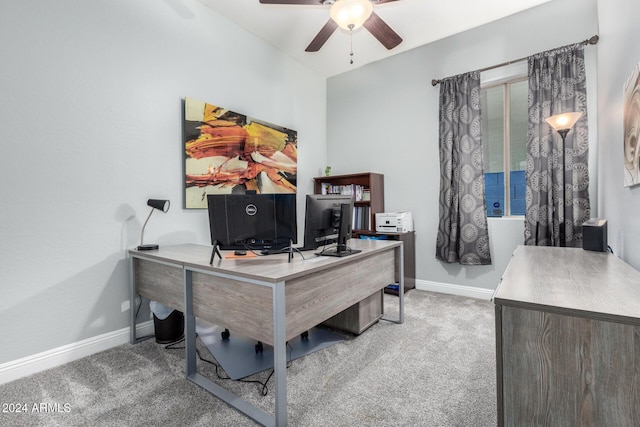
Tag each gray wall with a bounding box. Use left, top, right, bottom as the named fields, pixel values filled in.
left=0, top=0, right=327, bottom=365
left=596, top=0, right=640, bottom=269
left=327, top=0, right=600, bottom=291
left=5, top=0, right=640, bottom=368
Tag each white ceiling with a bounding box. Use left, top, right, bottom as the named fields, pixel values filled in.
left=198, top=0, right=552, bottom=78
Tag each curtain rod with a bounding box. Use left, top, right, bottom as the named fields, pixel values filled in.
left=431, top=35, right=599, bottom=87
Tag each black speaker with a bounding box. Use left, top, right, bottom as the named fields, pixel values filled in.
left=582, top=218, right=607, bottom=252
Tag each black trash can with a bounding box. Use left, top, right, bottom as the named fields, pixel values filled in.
left=153, top=310, right=184, bottom=344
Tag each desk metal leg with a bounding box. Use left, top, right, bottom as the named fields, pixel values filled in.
left=398, top=243, right=404, bottom=323
left=272, top=281, right=287, bottom=426
left=382, top=243, right=404, bottom=325
left=183, top=268, right=279, bottom=427
left=129, top=256, right=137, bottom=344
left=184, top=269, right=197, bottom=377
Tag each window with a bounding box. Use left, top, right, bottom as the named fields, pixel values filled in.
left=481, top=75, right=528, bottom=217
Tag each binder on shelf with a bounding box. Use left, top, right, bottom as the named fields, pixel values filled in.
left=352, top=205, right=371, bottom=230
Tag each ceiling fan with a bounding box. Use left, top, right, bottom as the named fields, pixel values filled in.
left=259, top=0, right=403, bottom=53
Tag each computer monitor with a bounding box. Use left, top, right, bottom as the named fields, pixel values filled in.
left=207, top=193, right=297, bottom=259
left=321, top=201, right=361, bottom=257
left=303, top=194, right=351, bottom=249
left=303, top=194, right=360, bottom=257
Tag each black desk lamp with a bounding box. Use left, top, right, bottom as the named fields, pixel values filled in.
left=545, top=111, right=583, bottom=247
left=138, top=199, right=170, bottom=251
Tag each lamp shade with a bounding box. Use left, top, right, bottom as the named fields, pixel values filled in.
left=545, top=112, right=583, bottom=132
left=330, top=0, right=373, bottom=31
left=147, top=199, right=170, bottom=213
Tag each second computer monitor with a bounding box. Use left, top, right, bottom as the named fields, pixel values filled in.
left=303, top=194, right=353, bottom=250
left=207, top=193, right=297, bottom=251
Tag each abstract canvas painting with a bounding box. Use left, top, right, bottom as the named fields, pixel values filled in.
left=183, top=97, right=297, bottom=208
left=623, top=62, right=640, bottom=187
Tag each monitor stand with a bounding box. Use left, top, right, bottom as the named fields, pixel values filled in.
left=317, top=245, right=361, bottom=257
left=209, top=240, right=222, bottom=264
left=286, top=239, right=294, bottom=263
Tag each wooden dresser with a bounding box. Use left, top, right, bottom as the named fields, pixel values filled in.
left=493, top=245, right=640, bottom=426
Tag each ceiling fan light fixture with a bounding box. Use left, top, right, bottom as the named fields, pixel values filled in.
left=329, top=0, right=373, bottom=31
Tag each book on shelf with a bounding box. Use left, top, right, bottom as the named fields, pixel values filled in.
left=319, top=183, right=368, bottom=202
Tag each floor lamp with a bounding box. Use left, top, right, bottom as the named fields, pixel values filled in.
left=545, top=112, right=583, bottom=247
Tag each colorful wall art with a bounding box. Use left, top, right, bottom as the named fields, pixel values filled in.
left=183, top=97, right=297, bottom=208
left=623, top=63, right=640, bottom=187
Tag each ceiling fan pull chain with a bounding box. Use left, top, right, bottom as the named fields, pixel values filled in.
left=350, top=31, right=354, bottom=64
left=349, top=24, right=355, bottom=64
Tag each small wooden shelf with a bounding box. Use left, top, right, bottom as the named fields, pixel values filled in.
left=313, top=172, right=384, bottom=233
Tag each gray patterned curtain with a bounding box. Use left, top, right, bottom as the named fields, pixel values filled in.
left=436, top=71, right=492, bottom=265
left=525, top=44, right=590, bottom=247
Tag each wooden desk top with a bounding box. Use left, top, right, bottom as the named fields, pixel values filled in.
left=131, top=238, right=401, bottom=345
left=493, top=245, right=640, bottom=325
left=129, top=238, right=401, bottom=284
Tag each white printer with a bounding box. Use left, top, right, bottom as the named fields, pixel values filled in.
left=375, top=212, right=414, bottom=233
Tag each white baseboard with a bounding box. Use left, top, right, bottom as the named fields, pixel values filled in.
left=415, top=279, right=495, bottom=300
left=0, top=321, right=154, bottom=386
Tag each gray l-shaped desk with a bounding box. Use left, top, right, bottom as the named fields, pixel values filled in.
left=129, top=239, right=404, bottom=426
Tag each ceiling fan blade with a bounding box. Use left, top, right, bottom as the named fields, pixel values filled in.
left=363, top=11, right=402, bottom=50
left=372, top=0, right=400, bottom=3
left=259, top=0, right=325, bottom=5
left=305, top=19, right=338, bottom=52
